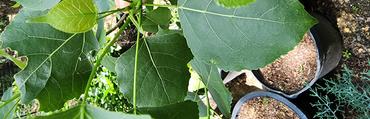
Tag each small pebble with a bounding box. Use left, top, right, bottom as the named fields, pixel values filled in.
left=344, top=27, right=351, bottom=33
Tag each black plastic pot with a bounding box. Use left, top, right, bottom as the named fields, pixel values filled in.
left=252, top=13, right=342, bottom=98
left=232, top=91, right=307, bottom=119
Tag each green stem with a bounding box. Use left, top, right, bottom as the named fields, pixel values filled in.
left=0, top=93, right=20, bottom=109
left=97, top=7, right=130, bottom=20
left=128, top=15, right=144, bottom=33
left=205, top=87, right=211, bottom=119
left=133, top=0, right=143, bottom=115
left=144, top=4, right=178, bottom=8
left=98, top=7, right=129, bottom=14
left=82, top=17, right=132, bottom=104
left=204, top=67, right=212, bottom=119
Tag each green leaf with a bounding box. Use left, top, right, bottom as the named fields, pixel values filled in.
left=34, top=104, right=151, bottom=119
left=216, top=0, right=255, bottom=8
left=15, top=0, right=60, bottom=10
left=178, top=0, right=317, bottom=70
left=101, top=56, right=117, bottom=73
left=115, top=30, right=193, bottom=107
left=0, top=10, right=99, bottom=111
left=30, top=0, right=98, bottom=33
left=0, top=88, right=18, bottom=119
left=190, top=59, right=232, bottom=118
left=0, top=49, right=27, bottom=70
left=139, top=101, right=199, bottom=119
left=142, top=7, right=172, bottom=33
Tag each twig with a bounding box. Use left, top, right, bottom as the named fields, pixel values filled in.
left=106, top=14, right=127, bottom=35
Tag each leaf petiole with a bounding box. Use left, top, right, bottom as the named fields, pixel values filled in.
left=98, top=7, right=129, bottom=15
left=205, top=87, right=211, bottom=119
left=128, top=14, right=144, bottom=33
left=97, top=7, right=130, bottom=20
left=133, top=0, right=143, bottom=114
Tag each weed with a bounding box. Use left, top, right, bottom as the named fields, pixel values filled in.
left=310, top=63, right=370, bottom=118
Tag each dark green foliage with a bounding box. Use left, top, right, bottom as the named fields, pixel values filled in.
left=310, top=62, right=370, bottom=119
left=138, top=101, right=199, bottom=119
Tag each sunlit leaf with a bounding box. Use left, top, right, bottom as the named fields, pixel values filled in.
left=30, top=0, right=98, bottom=33
left=216, top=0, right=255, bottom=8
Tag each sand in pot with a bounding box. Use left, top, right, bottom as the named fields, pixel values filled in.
left=237, top=97, right=299, bottom=119
left=260, top=33, right=318, bottom=94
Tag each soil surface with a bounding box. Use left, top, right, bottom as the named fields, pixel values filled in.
left=260, top=33, right=318, bottom=94
left=237, top=97, right=299, bottom=119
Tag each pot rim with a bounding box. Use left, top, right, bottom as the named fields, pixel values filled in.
left=231, top=91, right=307, bottom=119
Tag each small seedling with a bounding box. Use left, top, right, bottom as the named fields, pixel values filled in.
left=262, top=97, right=270, bottom=105
left=342, top=50, right=352, bottom=60
left=351, top=4, right=360, bottom=13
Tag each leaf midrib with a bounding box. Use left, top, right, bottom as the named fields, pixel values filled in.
left=179, top=0, right=285, bottom=24
left=143, top=39, right=171, bottom=103
left=19, top=34, right=77, bottom=89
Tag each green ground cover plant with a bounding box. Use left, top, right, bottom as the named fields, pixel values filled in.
left=310, top=61, right=370, bottom=119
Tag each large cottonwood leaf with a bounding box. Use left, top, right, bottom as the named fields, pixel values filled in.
left=0, top=88, right=18, bottom=119
left=190, top=59, right=232, bottom=118
left=179, top=0, right=317, bottom=71
left=139, top=101, right=199, bottom=119
left=31, top=0, right=98, bottom=33
left=115, top=30, right=193, bottom=107
left=0, top=10, right=99, bottom=111
left=34, top=104, right=151, bottom=119
left=15, top=0, right=60, bottom=10
left=216, top=0, right=255, bottom=8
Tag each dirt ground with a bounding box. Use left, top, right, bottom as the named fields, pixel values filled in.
left=0, top=0, right=18, bottom=32
left=302, top=0, right=370, bottom=79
